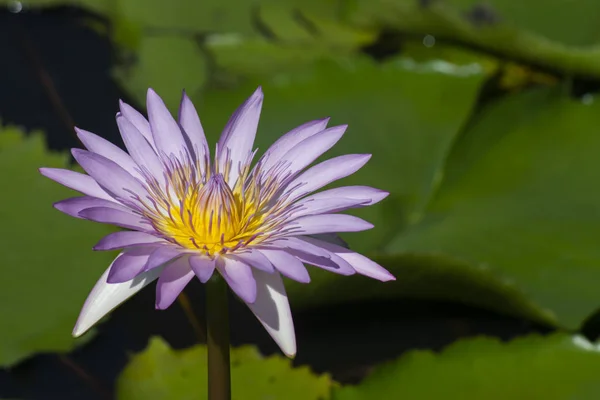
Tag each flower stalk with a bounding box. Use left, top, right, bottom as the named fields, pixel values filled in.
left=206, top=275, right=231, bottom=400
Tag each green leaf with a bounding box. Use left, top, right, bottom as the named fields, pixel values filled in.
left=333, top=333, right=600, bottom=400
left=116, top=337, right=334, bottom=400
left=0, top=127, right=115, bottom=367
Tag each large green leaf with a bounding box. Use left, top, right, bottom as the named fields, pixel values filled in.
left=0, top=128, right=115, bottom=366
left=116, top=337, right=334, bottom=400
left=333, top=333, right=600, bottom=400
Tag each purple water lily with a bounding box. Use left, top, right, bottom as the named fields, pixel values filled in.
left=40, top=87, right=394, bottom=357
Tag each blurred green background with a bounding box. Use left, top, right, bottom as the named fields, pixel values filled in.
left=3, top=0, right=600, bottom=398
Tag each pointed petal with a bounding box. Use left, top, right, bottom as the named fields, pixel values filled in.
left=155, top=256, right=194, bottom=309
left=257, top=249, right=310, bottom=283
left=229, top=249, right=274, bottom=273
left=75, top=127, right=141, bottom=180
left=285, top=154, right=372, bottom=201
left=289, top=197, right=367, bottom=219
left=178, top=91, right=209, bottom=165
left=116, top=113, right=164, bottom=182
left=39, top=168, right=113, bottom=201
left=217, top=87, right=263, bottom=186
left=146, top=88, right=188, bottom=159
left=73, top=265, right=163, bottom=337
left=246, top=270, right=296, bottom=357
left=79, top=207, right=151, bottom=231
left=218, top=257, right=257, bottom=303
left=287, top=214, right=373, bottom=235
left=107, top=248, right=153, bottom=283
left=146, top=246, right=183, bottom=270
left=54, top=196, right=129, bottom=219
left=119, top=100, right=155, bottom=148
left=94, top=231, right=165, bottom=251
left=300, top=186, right=389, bottom=206
left=299, top=237, right=395, bottom=281
left=260, top=118, right=329, bottom=172
left=189, top=255, right=216, bottom=283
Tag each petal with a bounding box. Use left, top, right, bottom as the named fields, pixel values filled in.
left=259, top=118, right=329, bottom=173
left=54, top=196, right=129, bottom=219
left=71, top=149, right=148, bottom=202
left=267, top=237, right=354, bottom=275
left=285, top=154, right=372, bottom=201
left=218, top=257, right=257, bottom=303
left=286, top=214, right=373, bottom=235
left=246, top=270, right=296, bottom=357
left=300, top=237, right=395, bottom=282
left=116, top=113, right=164, bottom=182
left=119, top=100, right=155, bottom=148
left=107, top=248, right=153, bottom=283
left=300, top=186, right=389, bottom=206
left=79, top=207, right=151, bottom=231
left=155, top=256, right=194, bottom=310
left=73, top=265, right=163, bottom=337
left=257, top=249, right=310, bottom=283
left=75, top=127, right=141, bottom=180
left=307, top=233, right=349, bottom=249
left=217, top=87, right=263, bottom=186
left=229, top=249, right=274, bottom=273
left=179, top=91, right=209, bottom=165
left=147, top=88, right=188, bottom=159
left=289, top=197, right=368, bottom=219
left=189, top=255, right=216, bottom=283
left=146, top=246, right=183, bottom=270
left=39, top=168, right=113, bottom=201
left=94, top=231, right=165, bottom=251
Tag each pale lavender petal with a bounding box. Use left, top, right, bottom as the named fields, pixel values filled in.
left=189, top=255, right=216, bottom=283
left=94, top=231, right=165, bottom=251
left=107, top=248, right=153, bottom=283
left=279, top=125, right=347, bottom=181
left=300, top=236, right=395, bottom=281
left=217, top=87, right=263, bottom=186
left=119, top=100, right=155, bottom=148
left=116, top=113, right=164, bottom=182
left=268, top=237, right=355, bottom=275
left=73, top=265, right=164, bottom=337
left=308, top=233, right=349, bottom=249
left=218, top=257, right=257, bottom=303
left=286, top=214, right=373, bottom=235
left=289, top=197, right=367, bottom=219
left=79, top=207, right=150, bottom=231
left=229, top=249, right=274, bottom=273
left=259, top=118, right=329, bottom=173
left=155, top=256, right=194, bottom=309
left=178, top=91, right=209, bottom=165
left=54, top=196, right=129, bottom=219
left=71, top=149, right=148, bottom=202
left=285, top=154, right=372, bottom=201
left=257, top=249, right=310, bottom=283
left=245, top=270, right=296, bottom=357
left=75, top=127, right=141, bottom=179
left=39, top=168, right=113, bottom=201
left=301, top=186, right=389, bottom=206
left=146, top=246, right=183, bottom=270
left=146, top=88, right=188, bottom=158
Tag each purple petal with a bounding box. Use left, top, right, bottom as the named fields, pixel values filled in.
left=146, top=246, right=183, bottom=270
left=155, top=256, right=194, bottom=309
left=289, top=197, right=368, bottom=219
left=268, top=237, right=355, bottom=275
left=107, top=248, right=153, bottom=283
left=301, top=186, right=389, bottom=206
left=79, top=207, right=151, bottom=231
left=259, top=118, right=329, bottom=173
left=39, top=168, right=113, bottom=201
left=189, top=255, right=216, bottom=283
left=245, top=270, right=296, bottom=357
left=54, top=196, right=129, bottom=219
left=179, top=91, right=209, bottom=166
left=229, top=249, right=274, bottom=273
left=72, top=149, right=148, bottom=202
left=119, top=100, right=155, bottom=149
left=218, top=257, right=257, bottom=303
left=285, top=154, right=372, bottom=201
left=94, top=231, right=165, bottom=251
left=286, top=214, right=374, bottom=235
left=257, top=249, right=310, bottom=283
left=116, top=114, right=164, bottom=182
left=75, top=127, right=141, bottom=180
left=300, top=236, right=395, bottom=281
left=217, top=87, right=263, bottom=186
left=146, top=88, right=188, bottom=159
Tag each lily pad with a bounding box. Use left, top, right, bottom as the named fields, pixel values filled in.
left=333, top=333, right=600, bottom=400
left=116, top=337, right=334, bottom=400
left=0, top=127, right=115, bottom=366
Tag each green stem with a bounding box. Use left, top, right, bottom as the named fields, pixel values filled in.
left=206, top=275, right=231, bottom=400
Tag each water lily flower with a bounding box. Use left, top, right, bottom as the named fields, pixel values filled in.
left=40, top=88, right=394, bottom=357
